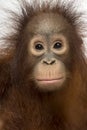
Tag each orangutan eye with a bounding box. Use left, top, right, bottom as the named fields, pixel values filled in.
left=35, top=43, right=44, bottom=50
left=53, top=41, right=63, bottom=49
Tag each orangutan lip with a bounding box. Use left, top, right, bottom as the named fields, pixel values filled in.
left=37, top=77, right=63, bottom=81
left=37, top=77, right=64, bottom=84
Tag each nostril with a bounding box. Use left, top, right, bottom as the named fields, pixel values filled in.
left=43, top=60, right=55, bottom=65
left=50, top=60, right=55, bottom=65
left=43, top=61, right=48, bottom=65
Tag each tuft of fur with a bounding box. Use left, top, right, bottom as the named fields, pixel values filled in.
left=0, top=0, right=86, bottom=61
left=0, top=0, right=87, bottom=60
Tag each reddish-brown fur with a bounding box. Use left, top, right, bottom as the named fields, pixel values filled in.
left=0, top=1, right=87, bottom=130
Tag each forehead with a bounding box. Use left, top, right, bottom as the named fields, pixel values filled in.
left=26, top=13, right=71, bottom=35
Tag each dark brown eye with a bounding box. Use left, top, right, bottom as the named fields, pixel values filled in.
left=35, top=43, right=44, bottom=50
left=53, top=42, right=62, bottom=49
